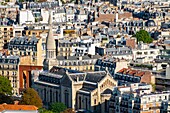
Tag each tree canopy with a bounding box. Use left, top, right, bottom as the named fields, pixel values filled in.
left=19, top=88, right=43, bottom=108
left=61, top=108, right=76, bottom=113
left=39, top=107, right=74, bottom=113
left=0, top=76, right=12, bottom=95
left=133, top=30, right=153, bottom=43
left=0, top=93, right=14, bottom=104
left=39, top=108, right=53, bottom=113
left=49, top=102, right=67, bottom=113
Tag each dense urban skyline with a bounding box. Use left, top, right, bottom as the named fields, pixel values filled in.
left=0, top=0, right=170, bottom=113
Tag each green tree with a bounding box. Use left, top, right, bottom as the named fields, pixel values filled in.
left=133, top=30, right=153, bottom=43
left=19, top=88, right=43, bottom=108
left=0, top=93, right=14, bottom=104
left=0, top=76, right=12, bottom=95
left=39, top=108, right=53, bottom=113
left=50, top=102, right=67, bottom=113
left=61, top=108, right=75, bottom=113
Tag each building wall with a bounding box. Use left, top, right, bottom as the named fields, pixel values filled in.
left=19, top=10, right=35, bottom=25
left=133, top=49, right=160, bottom=63
left=126, top=38, right=136, bottom=49
left=0, top=63, right=19, bottom=95
left=115, top=61, right=128, bottom=73
left=34, top=71, right=117, bottom=112
left=37, top=38, right=44, bottom=66
left=19, top=65, right=43, bottom=93
left=25, top=30, right=48, bottom=37
left=0, top=26, right=13, bottom=49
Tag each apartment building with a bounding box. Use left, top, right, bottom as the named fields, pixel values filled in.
left=0, top=26, right=13, bottom=49
left=95, top=44, right=133, bottom=60
left=95, top=56, right=129, bottom=76
left=109, top=84, right=170, bottom=113
left=115, top=68, right=155, bottom=85
left=66, top=7, right=75, bottom=22
left=33, top=66, right=117, bottom=113
left=13, top=25, right=24, bottom=37
left=25, top=29, right=49, bottom=37
left=133, top=42, right=160, bottom=63
left=28, top=1, right=59, bottom=9
left=43, top=54, right=101, bottom=71
left=56, top=38, right=75, bottom=57
left=8, top=36, right=44, bottom=66
left=0, top=5, right=19, bottom=22
left=0, top=55, right=20, bottom=95
left=72, top=36, right=101, bottom=56
left=51, top=8, right=66, bottom=23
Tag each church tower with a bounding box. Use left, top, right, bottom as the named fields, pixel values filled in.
left=46, top=12, right=56, bottom=59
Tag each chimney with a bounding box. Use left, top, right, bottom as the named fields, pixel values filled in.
left=76, top=76, right=79, bottom=82
left=79, top=56, right=82, bottom=60
left=115, top=12, right=119, bottom=22
left=14, top=101, right=19, bottom=105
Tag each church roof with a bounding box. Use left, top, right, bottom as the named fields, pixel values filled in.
left=46, top=12, right=56, bottom=50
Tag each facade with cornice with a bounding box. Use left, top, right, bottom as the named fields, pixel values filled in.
left=33, top=66, right=117, bottom=113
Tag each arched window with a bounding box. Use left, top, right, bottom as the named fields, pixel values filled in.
left=56, top=91, right=58, bottom=102
left=64, top=90, right=69, bottom=107
left=44, top=88, right=46, bottom=102
left=85, top=98, right=88, bottom=110
left=50, top=90, right=52, bottom=102
left=79, top=96, right=81, bottom=109
left=105, top=99, right=108, bottom=112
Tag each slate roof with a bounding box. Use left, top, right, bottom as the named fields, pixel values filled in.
left=10, top=36, right=39, bottom=45
left=69, top=73, right=86, bottom=82
left=38, top=66, right=109, bottom=92
left=85, top=72, right=106, bottom=83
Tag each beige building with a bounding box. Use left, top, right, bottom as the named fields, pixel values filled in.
left=8, top=36, right=44, bottom=66
left=33, top=66, right=117, bottom=113
left=0, top=26, right=13, bottom=50
left=56, top=39, right=74, bottom=57
left=25, top=29, right=49, bottom=37
left=109, top=83, right=170, bottom=113
left=0, top=55, right=20, bottom=95
left=44, top=54, right=101, bottom=71
left=43, top=14, right=102, bottom=71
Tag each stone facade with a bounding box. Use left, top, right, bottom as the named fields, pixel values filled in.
left=33, top=66, right=117, bottom=113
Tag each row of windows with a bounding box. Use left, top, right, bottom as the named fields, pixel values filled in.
left=40, top=89, right=69, bottom=107
left=60, top=61, right=95, bottom=66
left=136, top=51, right=157, bottom=55
left=0, top=71, right=17, bottom=76
left=106, top=51, right=132, bottom=55
left=39, top=76, right=60, bottom=84
left=10, top=51, right=37, bottom=56
left=68, top=66, right=93, bottom=70
left=0, top=65, right=18, bottom=69
left=9, top=46, right=37, bottom=51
